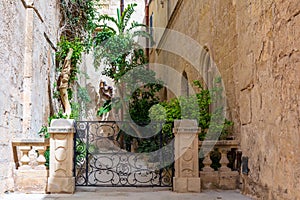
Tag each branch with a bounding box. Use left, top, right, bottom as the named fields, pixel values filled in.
left=21, top=0, right=44, bottom=22
left=59, top=48, right=73, bottom=117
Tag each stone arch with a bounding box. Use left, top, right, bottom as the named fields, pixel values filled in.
left=181, top=70, right=189, bottom=96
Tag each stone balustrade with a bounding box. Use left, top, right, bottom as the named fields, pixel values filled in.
left=11, top=138, right=50, bottom=193
left=172, top=120, right=241, bottom=192
left=11, top=119, right=76, bottom=194
left=199, top=140, right=241, bottom=190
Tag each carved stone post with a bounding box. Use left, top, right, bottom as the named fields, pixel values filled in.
left=47, top=119, right=75, bottom=193
left=173, top=120, right=201, bottom=193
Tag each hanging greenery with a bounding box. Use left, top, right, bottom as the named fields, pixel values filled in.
left=58, top=0, right=100, bottom=42
left=50, top=0, right=100, bottom=118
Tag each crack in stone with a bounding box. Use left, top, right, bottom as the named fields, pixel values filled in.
left=258, top=41, right=266, bottom=61
left=278, top=48, right=299, bottom=60
left=287, top=9, right=300, bottom=22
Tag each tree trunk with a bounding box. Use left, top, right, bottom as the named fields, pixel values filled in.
left=116, top=84, right=143, bottom=139
left=59, top=48, right=73, bottom=117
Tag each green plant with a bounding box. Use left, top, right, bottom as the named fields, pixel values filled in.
left=39, top=1, right=100, bottom=169
left=56, top=37, right=84, bottom=83
left=38, top=125, right=49, bottom=139
left=51, top=0, right=99, bottom=118
left=97, top=100, right=112, bottom=116
left=58, top=0, right=100, bottom=42
left=74, top=138, right=97, bottom=167
left=149, top=80, right=233, bottom=141
left=93, top=3, right=152, bottom=80
left=94, top=4, right=163, bottom=152
left=78, top=87, right=91, bottom=103
left=38, top=110, right=68, bottom=138
left=95, top=4, right=160, bottom=120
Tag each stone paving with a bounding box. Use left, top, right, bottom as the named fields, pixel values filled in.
left=1, top=188, right=253, bottom=200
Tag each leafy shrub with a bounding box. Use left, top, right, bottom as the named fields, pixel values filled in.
left=149, top=80, right=233, bottom=141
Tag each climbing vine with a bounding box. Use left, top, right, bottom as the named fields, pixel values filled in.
left=50, top=0, right=100, bottom=118
left=58, top=0, right=100, bottom=42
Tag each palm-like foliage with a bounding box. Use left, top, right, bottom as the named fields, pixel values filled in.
left=94, top=4, right=162, bottom=126
left=97, top=3, right=149, bottom=35
left=93, top=3, right=153, bottom=81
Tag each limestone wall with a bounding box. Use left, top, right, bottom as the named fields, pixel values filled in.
left=149, top=0, right=300, bottom=199
left=149, top=0, right=239, bottom=133
left=0, top=0, right=59, bottom=193
left=236, top=1, right=300, bottom=199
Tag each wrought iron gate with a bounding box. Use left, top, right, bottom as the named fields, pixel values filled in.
left=74, top=121, right=174, bottom=187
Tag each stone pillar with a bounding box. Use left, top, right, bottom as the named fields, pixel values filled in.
left=23, top=0, right=34, bottom=136
left=47, top=119, right=75, bottom=193
left=173, top=120, right=201, bottom=193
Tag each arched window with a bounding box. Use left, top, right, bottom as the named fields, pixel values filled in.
left=181, top=71, right=189, bottom=96
left=200, top=46, right=211, bottom=89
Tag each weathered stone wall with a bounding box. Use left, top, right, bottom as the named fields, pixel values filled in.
left=0, top=0, right=59, bottom=193
left=149, top=0, right=239, bottom=133
left=149, top=0, right=300, bottom=199
left=236, top=1, right=300, bottom=199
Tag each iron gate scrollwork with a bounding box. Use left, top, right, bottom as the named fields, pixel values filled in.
left=74, top=121, right=174, bottom=187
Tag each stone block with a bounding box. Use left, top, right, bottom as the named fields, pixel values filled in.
left=173, top=177, right=187, bottom=193
left=200, top=171, right=219, bottom=189
left=47, top=177, right=75, bottom=193
left=219, top=171, right=239, bottom=190
left=239, top=90, right=251, bottom=125
left=47, top=119, right=75, bottom=194
left=14, top=169, right=48, bottom=194
left=173, top=177, right=201, bottom=193
left=187, top=177, right=201, bottom=192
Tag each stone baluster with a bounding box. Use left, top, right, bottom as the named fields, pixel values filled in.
left=218, top=146, right=239, bottom=189
left=199, top=146, right=219, bottom=190
left=19, top=146, right=32, bottom=170
left=35, top=146, right=47, bottom=170
left=219, top=148, right=231, bottom=172
left=202, top=151, right=214, bottom=172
